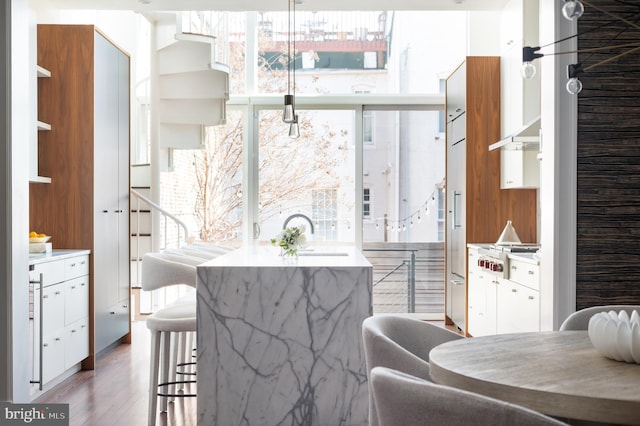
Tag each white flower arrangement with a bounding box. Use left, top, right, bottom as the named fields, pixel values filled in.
left=271, top=226, right=306, bottom=257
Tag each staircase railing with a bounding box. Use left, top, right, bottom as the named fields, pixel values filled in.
left=178, top=11, right=230, bottom=67
left=130, top=188, right=190, bottom=284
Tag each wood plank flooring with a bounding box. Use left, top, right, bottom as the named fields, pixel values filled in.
left=36, top=319, right=196, bottom=426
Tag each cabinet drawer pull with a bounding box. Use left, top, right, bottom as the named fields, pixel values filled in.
left=81, top=261, right=86, bottom=265
left=81, top=325, right=86, bottom=328
left=122, top=304, right=128, bottom=309
left=102, top=210, right=108, bottom=213
left=70, top=263, right=76, bottom=267
left=81, top=282, right=86, bottom=287
left=109, top=311, right=116, bottom=315
left=55, top=337, right=61, bottom=341
left=70, top=285, right=76, bottom=289
left=71, top=329, right=77, bottom=333
left=54, top=291, right=61, bottom=295
left=43, top=295, right=49, bottom=299
left=528, top=296, right=535, bottom=300
left=511, top=288, right=518, bottom=293
left=511, top=265, right=517, bottom=270
left=528, top=270, right=535, bottom=275
left=43, top=343, right=48, bottom=348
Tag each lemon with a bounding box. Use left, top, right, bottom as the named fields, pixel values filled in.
left=37, top=233, right=46, bottom=238
left=29, top=231, right=37, bottom=238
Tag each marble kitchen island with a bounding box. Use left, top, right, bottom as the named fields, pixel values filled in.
left=196, top=246, right=373, bottom=426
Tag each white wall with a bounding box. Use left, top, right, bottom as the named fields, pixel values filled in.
left=539, top=0, right=576, bottom=330
left=2, top=0, right=32, bottom=403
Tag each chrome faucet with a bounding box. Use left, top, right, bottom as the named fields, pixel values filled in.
left=282, top=213, right=315, bottom=234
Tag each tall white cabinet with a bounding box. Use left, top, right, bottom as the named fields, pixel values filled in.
left=30, top=25, right=131, bottom=368
left=93, top=31, right=131, bottom=353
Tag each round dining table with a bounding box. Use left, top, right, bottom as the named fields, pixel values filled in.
left=429, top=331, right=640, bottom=425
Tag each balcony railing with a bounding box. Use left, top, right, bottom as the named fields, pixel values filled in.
left=363, top=242, right=445, bottom=316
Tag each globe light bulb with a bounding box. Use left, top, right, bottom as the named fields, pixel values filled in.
left=521, top=62, right=537, bottom=79
left=566, top=77, right=583, bottom=95
left=562, top=0, right=584, bottom=21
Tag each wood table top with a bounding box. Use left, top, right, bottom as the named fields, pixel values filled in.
left=429, top=331, right=640, bottom=425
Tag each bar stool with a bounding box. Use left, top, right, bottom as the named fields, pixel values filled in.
left=146, top=303, right=197, bottom=426
left=141, top=254, right=198, bottom=425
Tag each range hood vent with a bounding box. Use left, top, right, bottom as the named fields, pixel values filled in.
left=489, top=117, right=540, bottom=151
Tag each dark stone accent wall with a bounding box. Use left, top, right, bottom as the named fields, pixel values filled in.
left=576, top=0, right=640, bottom=309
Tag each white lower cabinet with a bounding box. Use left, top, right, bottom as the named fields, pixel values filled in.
left=30, top=251, right=90, bottom=394
left=467, top=246, right=540, bottom=336
left=496, top=279, right=539, bottom=334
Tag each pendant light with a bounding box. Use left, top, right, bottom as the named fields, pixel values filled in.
left=289, top=115, right=300, bottom=138
left=283, top=0, right=296, bottom=123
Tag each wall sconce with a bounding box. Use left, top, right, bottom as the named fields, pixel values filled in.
left=522, top=0, right=640, bottom=95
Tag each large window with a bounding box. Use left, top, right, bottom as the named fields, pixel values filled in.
left=257, top=109, right=356, bottom=246
left=362, top=109, right=444, bottom=243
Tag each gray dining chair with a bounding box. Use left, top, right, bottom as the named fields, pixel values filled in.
left=559, top=305, right=640, bottom=330
left=362, top=315, right=464, bottom=426
left=370, top=366, right=569, bottom=426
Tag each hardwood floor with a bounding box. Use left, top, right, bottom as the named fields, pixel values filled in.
left=36, top=319, right=196, bottom=426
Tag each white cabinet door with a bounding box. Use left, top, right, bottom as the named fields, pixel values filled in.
left=500, top=0, right=540, bottom=138
left=497, top=280, right=540, bottom=334
left=484, top=277, right=499, bottom=335
left=94, top=32, right=131, bottom=353
left=65, top=255, right=89, bottom=280
left=509, top=258, right=540, bottom=290
left=467, top=268, right=484, bottom=337
left=65, top=318, right=89, bottom=370
left=65, top=276, right=89, bottom=326
left=41, top=331, right=65, bottom=384
left=42, top=284, right=65, bottom=337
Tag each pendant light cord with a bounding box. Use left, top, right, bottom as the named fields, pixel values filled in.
left=292, top=0, right=296, bottom=106
left=287, top=0, right=291, bottom=96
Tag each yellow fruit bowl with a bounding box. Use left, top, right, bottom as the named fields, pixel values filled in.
left=29, top=236, right=51, bottom=244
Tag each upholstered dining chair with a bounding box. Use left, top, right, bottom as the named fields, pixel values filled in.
left=559, top=305, right=640, bottom=331
left=362, top=315, right=464, bottom=426
left=370, top=366, right=568, bottom=426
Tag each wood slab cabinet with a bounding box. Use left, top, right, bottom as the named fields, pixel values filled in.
left=30, top=25, right=131, bottom=367
left=445, top=57, right=537, bottom=335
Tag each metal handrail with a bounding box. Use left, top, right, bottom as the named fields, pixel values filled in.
left=363, top=248, right=419, bottom=313
left=131, top=189, right=190, bottom=246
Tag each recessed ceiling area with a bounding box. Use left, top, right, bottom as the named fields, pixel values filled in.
left=49, top=0, right=509, bottom=12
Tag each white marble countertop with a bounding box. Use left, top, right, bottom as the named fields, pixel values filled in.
left=28, top=249, right=91, bottom=265
left=199, top=245, right=372, bottom=268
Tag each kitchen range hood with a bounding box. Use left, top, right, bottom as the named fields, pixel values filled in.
left=489, top=116, right=540, bottom=151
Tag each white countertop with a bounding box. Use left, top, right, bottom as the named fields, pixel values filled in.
left=507, top=252, right=540, bottom=265
left=199, top=245, right=372, bottom=268
left=28, top=249, right=91, bottom=265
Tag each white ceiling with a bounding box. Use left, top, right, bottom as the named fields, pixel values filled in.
left=49, top=0, right=509, bottom=12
